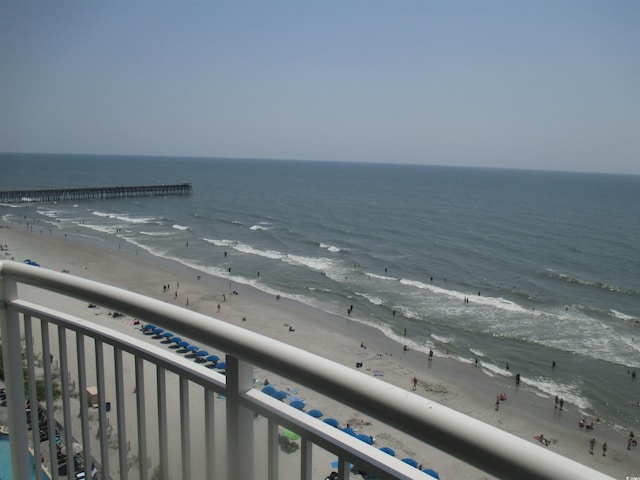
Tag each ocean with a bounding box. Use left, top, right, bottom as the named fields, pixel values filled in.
left=1, top=153, right=639, bottom=432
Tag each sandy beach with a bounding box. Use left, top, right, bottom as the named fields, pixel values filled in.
left=1, top=222, right=638, bottom=479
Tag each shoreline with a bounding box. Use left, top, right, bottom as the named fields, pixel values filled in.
left=1, top=222, right=637, bottom=478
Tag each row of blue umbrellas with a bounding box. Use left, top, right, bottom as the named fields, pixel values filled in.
left=258, top=380, right=440, bottom=478
left=142, top=324, right=225, bottom=369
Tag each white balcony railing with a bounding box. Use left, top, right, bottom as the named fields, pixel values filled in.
left=0, top=260, right=612, bottom=480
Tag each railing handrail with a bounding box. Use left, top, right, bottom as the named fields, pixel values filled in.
left=0, top=261, right=613, bottom=479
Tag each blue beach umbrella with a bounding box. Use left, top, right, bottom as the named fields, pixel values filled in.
left=341, top=427, right=357, bottom=437
left=289, top=399, right=305, bottom=410
left=162, top=331, right=173, bottom=338
left=356, top=433, right=373, bottom=445
left=195, top=350, right=208, bottom=357
left=379, top=447, right=395, bottom=456
left=422, top=468, right=440, bottom=479
left=153, top=327, right=164, bottom=334
left=170, top=336, right=182, bottom=343
left=205, top=355, right=219, bottom=363
left=143, top=324, right=155, bottom=331
left=401, top=458, right=419, bottom=468
left=186, top=345, right=198, bottom=352
left=262, top=385, right=277, bottom=396
left=177, top=341, right=189, bottom=348
left=272, top=390, right=287, bottom=401
left=323, top=418, right=339, bottom=428
left=215, top=362, right=226, bottom=370
left=307, top=409, right=323, bottom=418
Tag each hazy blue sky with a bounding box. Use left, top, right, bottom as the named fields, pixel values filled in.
left=1, top=1, right=638, bottom=174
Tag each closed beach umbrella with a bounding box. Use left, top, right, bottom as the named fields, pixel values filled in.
left=356, top=433, right=373, bottom=445
left=323, top=418, right=339, bottom=428
left=262, top=385, right=277, bottom=395
left=307, top=409, right=323, bottom=418
left=401, top=458, right=419, bottom=468
left=379, top=447, right=395, bottom=456
left=289, top=399, right=305, bottom=410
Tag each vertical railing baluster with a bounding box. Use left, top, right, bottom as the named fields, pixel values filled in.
left=95, top=339, right=109, bottom=477
left=41, top=319, right=59, bottom=480
left=76, top=333, right=91, bottom=479
left=135, top=355, right=148, bottom=480
left=267, top=418, right=278, bottom=480
left=0, top=276, right=31, bottom=480
left=225, top=355, right=254, bottom=480
left=205, top=387, right=216, bottom=480
left=180, top=376, right=191, bottom=479
left=301, top=438, right=312, bottom=480
left=58, top=326, right=74, bottom=480
left=24, top=315, right=43, bottom=480
left=157, top=367, right=168, bottom=478
left=114, top=348, right=128, bottom=480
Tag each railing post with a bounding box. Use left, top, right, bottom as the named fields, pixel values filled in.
left=226, top=355, right=254, bottom=480
left=0, top=265, right=32, bottom=479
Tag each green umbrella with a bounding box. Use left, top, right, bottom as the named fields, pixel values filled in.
left=281, top=429, right=299, bottom=441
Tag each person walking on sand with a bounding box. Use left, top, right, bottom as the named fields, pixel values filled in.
left=412, top=377, right=417, bottom=391
left=495, top=396, right=500, bottom=411
left=602, top=441, right=607, bottom=456
left=588, top=438, right=595, bottom=454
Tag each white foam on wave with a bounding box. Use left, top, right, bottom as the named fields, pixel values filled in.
left=250, top=224, right=272, bottom=231
left=610, top=309, right=636, bottom=321
left=470, top=348, right=486, bottom=358
left=525, top=376, right=592, bottom=411
left=357, top=292, right=385, bottom=306
left=285, top=253, right=335, bottom=273
left=319, top=243, right=344, bottom=253
left=431, top=333, right=454, bottom=344
left=172, top=224, right=190, bottom=231
left=74, top=221, right=112, bottom=234
left=234, top=242, right=282, bottom=260
left=365, top=272, right=397, bottom=281
left=140, top=231, right=174, bottom=237
left=91, top=210, right=156, bottom=224
left=400, top=277, right=528, bottom=314
left=203, top=238, right=233, bottom=247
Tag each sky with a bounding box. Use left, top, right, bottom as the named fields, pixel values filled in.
left=1, top=1, right=639, bottom=175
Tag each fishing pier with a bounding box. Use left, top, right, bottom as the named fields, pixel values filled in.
left=0, top=183, right=192, bottom=203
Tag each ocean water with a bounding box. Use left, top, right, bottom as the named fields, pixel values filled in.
left=1, top=153, right=639, bottom=431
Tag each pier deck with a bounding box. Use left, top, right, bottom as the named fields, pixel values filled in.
left=0, top=183, right=192, bottom=203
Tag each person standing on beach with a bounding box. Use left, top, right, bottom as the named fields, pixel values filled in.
left=412, top=377, right=417, bottom=390
left=559, top=397, right=564, bottom=410
left=602, top=441, right=607, bottom=456
left=495, top=396, right=500, bottom=411
left=589, top=437, right=595, bottom=454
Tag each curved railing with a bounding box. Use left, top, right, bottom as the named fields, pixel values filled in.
left=0, top=261, right=612, bottom=480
